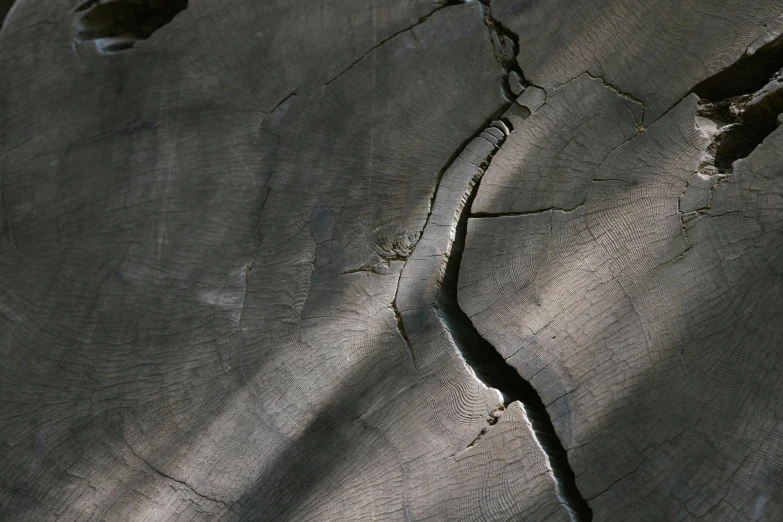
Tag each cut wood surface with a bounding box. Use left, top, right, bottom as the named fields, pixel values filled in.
left=1, top=1, right=782, bottom=520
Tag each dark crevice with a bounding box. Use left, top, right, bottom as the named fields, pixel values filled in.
left=408, top=0, right=531, bottom=259
left=692, top=31, right=783, bottom=174
left=421, top=109, right=513, bottom=230
left=697, top=83, right=783, bottom=173
left=434, top=134, right=592, bottom=522
left=693, top=32, right=783, bottom=101
left=477, top=0, right=530, bottom=102
left=387, top=112, right=511, bottom=372
left=0, top=0, right=15, bottom=31
left=386, top=2, right=525, bottom=363
left=74, top=0, right=188, bottom=54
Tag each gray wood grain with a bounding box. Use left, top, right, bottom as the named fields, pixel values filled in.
left=2, top=0, right=783, bottom=520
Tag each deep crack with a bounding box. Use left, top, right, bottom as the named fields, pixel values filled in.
left=435, top=127, right=593, bottom=521
left=693, top=31, right=783, bottom=175
left=693, top=32, right=783, bottom=102
left=390, top=3, right=593, bottom=518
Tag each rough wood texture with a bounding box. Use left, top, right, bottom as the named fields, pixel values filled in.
left=2, top=0, right=783, bottom=520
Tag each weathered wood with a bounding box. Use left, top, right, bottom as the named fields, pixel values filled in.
left=2, top=0, right=783, bottom=520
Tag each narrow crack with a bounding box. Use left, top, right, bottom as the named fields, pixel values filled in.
left=465, top=405, right=505, bottom=448
left=583, top=460, right=646, bottom=503
left=676, top=182, right=694, bottom=252
left=472, top=203, right=584, bottom=219
left=470, top=177, right=629, bottom=219
left=0, top=174, right=15, bottom=250
left=238, top=188, right=270, bottom=328
left=555, top=71, right=646, bottom=128
left=357, top=417, right=412, bottom=522
left=117, top=433, right=227, bottom=508
left=392, top=301, right=416, bottom=367
left=323, top=1, right=465, bottom=87
left=266, top=91, right=297, bottom=116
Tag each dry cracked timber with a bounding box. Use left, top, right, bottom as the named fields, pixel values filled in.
left=2, top=0, right=783, bottom=521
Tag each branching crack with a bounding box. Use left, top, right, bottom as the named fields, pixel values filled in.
left=591, top=67, right=646, bottom=128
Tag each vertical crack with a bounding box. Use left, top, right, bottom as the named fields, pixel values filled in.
left=392, top=301, right=416, bottom=367
left=390, top=2, right=592, bottom=517
left=0, top=166, right=15, bottom=250
left=444, top=3, right=591, bottom=518
left=476, top=0, right=530, bottom=102
left=332, top=2, right=588, bottom=515
left=435, top=130, right=593, bottom=521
